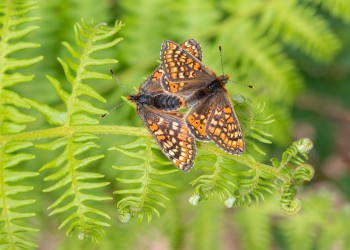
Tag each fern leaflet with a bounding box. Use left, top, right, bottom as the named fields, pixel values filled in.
left=190, top=99, right=275, bottom=207
left=30, top=20, right=123, bottom=241
left=112, top=137, right=178, bottom=223
left=0, top=1, right=42, bottom=248
left=306, top=0, right=350, bottom=23
left=259, top=0, right=341, bottom=61
left=271, top=138, right=314, bottom=215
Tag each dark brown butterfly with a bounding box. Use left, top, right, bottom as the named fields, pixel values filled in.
left=160, top=40, right=244, bottom=155
left=126, top=39, right=202, bottom=172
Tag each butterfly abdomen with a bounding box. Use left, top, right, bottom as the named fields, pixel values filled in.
left=152, top=94, right=185, bottom=111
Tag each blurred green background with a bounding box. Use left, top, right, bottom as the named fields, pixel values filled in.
left=9, top=0, right=350, bottom=249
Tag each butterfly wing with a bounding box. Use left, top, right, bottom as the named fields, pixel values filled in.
left=180, top=39, right=202, bottom=62
left=205, top=89, right=244, bottom=154
left=160, top=40, right=215, bottom=96
left=140, top=39, right=202, bottom=96
left=137, top=105, right=197, bottom=172
left=161, top=40, right=244, bottom=155
left=185, top=94, right=215, bottom=141
left=139, top=66, right=164, bottom=95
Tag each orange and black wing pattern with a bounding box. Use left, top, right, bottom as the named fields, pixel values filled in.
left=141, top=39, right=203, bottom=96
left=127, top=39, right=204, bottom=171
left=180, top=39, right=202, bottom=62
left=138, top=106, right=196, bottom=172
left=160, top=40, right=245, bottom=155
left=205, top=90, right=244, bottom=154
left=185, top=94, right=213, bottom=141
left=185, top=89, right=244, bottom=153
left=160, top=40, right=214, bottom=96
left=139, top=66, right=164, bottom=95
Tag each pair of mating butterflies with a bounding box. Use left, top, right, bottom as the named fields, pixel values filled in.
left=127, top=39, right=244, bottom=172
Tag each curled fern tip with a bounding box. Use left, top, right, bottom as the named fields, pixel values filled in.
left=233, top=94, right=246, bottom=104
left=118, top=210, right=131, bottom=223
left=296, top=138, right=313, bottom=154
left=189, top=194, right=201, bottom=206
left=225, top=197, right=236, bottom=208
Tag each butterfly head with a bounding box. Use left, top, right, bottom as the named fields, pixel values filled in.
left=127, top=94, right=150, bottom=105
left=126, top=94, right=136, bottom=103
left=220, top=74, right=230, bottom=85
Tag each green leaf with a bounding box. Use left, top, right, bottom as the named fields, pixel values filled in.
left=113, top=137, right=177, bottom=222
left=38, top=19, right=123, bottom=241
left=0, top=1, right=41, bottom=247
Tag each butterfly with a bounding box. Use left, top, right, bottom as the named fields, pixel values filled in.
left=160, top=40, right=244, bottom=155
left=126, top=39, right=202, bottom=172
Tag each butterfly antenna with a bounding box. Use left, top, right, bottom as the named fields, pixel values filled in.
left=229, top=79, right=255, bottom=89
left=218, top=45, right=225, bottom=76
left=100, top=68, right=131, bottom=118
left=100, top=101, right=127, bottom=118
left=109, top=68, right=132, bottom=96
left=219, top=45, right=254, bottom=89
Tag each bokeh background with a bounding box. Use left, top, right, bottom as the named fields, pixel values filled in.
left=8, top=0, right=350, bottom=249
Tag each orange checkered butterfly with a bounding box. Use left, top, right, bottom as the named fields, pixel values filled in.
left=160, top=40, right=244, bottom=155
left=126, top=40, right=202, bottom=172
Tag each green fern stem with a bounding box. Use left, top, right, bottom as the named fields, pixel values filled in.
left=199, top=142, right=288, bottom=182
left=113, top=136, right=178, bottom=222
left=237, top=170, right=260, bottom=197
left=125, top=138, right=153, bottom=219
left=0, top=125, right=289, bottom=183
left=62, top=23, right=99, bottom=126
left=66, top=136, right=89, bottom=230
left=198, top=155, right=225, bottom=197
left=137, top=138, right=152, bottom=214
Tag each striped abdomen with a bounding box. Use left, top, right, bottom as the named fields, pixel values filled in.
left=152, top=94, right=185, bottom=111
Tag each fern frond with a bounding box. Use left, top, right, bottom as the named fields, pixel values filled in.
left=216, top=20, right=302, bottom=103
left=190, top=99, right=274, bottom=206
left=234, top=97, right=274, bottom=156
left=191, top=202, right=224, bottom=250
left=233, top=169, right=275, bottom=207
left=0, top=0, right=43, bottom=134
left=192, top=135, right=314, bottom=215
left=0, top=141, right=39, bottom=249
left=0, top=1, right=42, bottom=248
left=278, top=192, right=350, bottom=250
left=232, top=192, right=350, bottom=250
left=306, top=0, right=350, bottom=23
left=112, top=137, right=178, bottom=223
left=29, top=0, right=112, bottom=87
left=259, top=0, right=341, bottom=61
left=119, top=0, right=170, bottom=68
left=189, top=154, right=237, bottom=204
left=271, top=138, right=314, bottom=215
left=168, top=0, right=220, bottom=39
left=214, top=0, right=344, bottom=104
left=234, top=204, right=273, bottom=250
left=38, top=135, right=110, bottom=241
left=273, top=138, right=314, bottom=172
left=189, top=151, right=276, bottom=208
left=32, top=20, right=123, bottom=241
